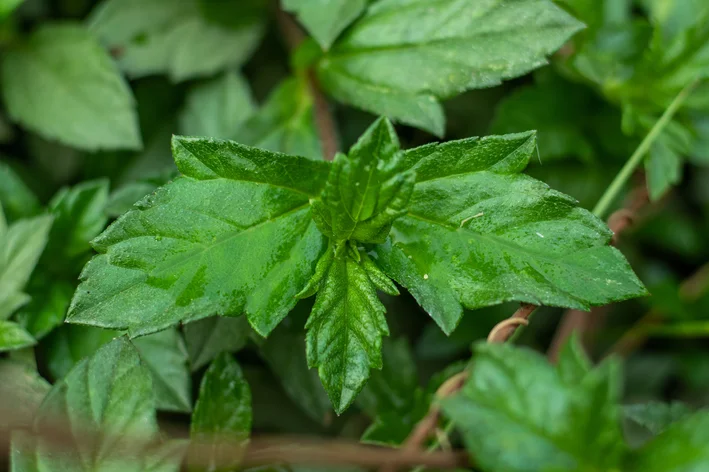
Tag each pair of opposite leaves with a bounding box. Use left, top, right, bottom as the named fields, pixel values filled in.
left=67, top=118, right=646, bottom=413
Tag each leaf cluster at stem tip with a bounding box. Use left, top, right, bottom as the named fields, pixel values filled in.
left=66, top=116, right=646, bottom=413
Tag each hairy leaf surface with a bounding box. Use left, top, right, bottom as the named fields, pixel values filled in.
left=68, top=137, right=330, bottom=337
left=374, top=131, right=647, bottom=333
left=303, top=244, right=391, bottom=414
left=312, top=118, right=414, bottom=243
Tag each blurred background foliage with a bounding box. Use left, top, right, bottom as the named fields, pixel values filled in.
left=1, top=0, right=709, bottom=446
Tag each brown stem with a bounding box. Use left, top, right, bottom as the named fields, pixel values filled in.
left=276, top=9, right=339, bottom=160
left=0, top=411, right=468, bottom=470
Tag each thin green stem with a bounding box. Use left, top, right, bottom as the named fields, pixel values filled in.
left=592, top=79, right=699, bottom=218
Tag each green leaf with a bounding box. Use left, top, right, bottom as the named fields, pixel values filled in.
left=133, top=328, right=192, bottom=413
left=45, top=179, right=110, bottom=266
left=12, top=337, right=181, bottom=472
left=105, top=181, right=161, bottom=218
left=556, top=333, right=593, bottom=385
left=0, top=360, right=50, bottom=430
left=0, top=161, right=40, bottom=222
left=0, top=211, right=53, bottom=320
left=358, top=338, right=429, bottom=446
left=191, top=353, right=251, bottom=470
left=374, top=131, right=647, bottom=334
left=237, top=78, right=323, bottom=160
left=626, top=411, right=709, bottom=471
left=43, top=325, right=119, bottom=381
left=67, top=136, right=330, bottom=337
left=302, top=242, right=390, bottom=414
left=442, top=342, right=625, bottom=472
left=0, top=0, right=24, bottom=20
left=491, top=73, right=596, bottom=162
left=44, top=325, right=191, bottom=412
left=180, top=71, right=255, bottom=140
left=311, top=117, right=414, bottom=243
left=17, top=279, right=74, bottom=339
left=283, top=0, right=367, bottom=50
left=624, top=401, right=692, bottom=436
left=259, top=323, right=331, bottom=424
left=89, top=0, right=265, bottom=81
left=184, top=315, right=250, bottom=372
left=0, top=320, right=36, bottom=352
left=317, top=0, right=584, bottom=135
left=1, top=24, right=142, bottom=151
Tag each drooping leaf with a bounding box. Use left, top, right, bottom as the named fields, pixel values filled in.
left=184, top=315, right=250, bottom=372
left=180, top=71, right=255, bottom=140
left=282, top=0, right=367, bottom=49
left=133, top=328, right=192, bottom=413
left=311, top=117, right=414, bottom=243
left=626, top=411, right=709, bottom=472
left=12, top=337, right=180, bottom=472
left=1, top=24, right=141, bottom=151
left=0, top=360, right=50, bottom=430
left=259, top=323, right=331, bottom=424
left=89, top=0, right=265, bottom=81
left=0, top=161, right=40, bottom=222
left=237, top=78, right=323, bottom=160
left=317, top=0, right=584, bottom=135
left=442, top=342, right=625, bottom=472
left=0, top=210, right=53, bottom=321
left=374, top=131, right=647, bottom=334
left=191, top=353, right=252, bottom=470
left=302, top=243, right=390, bottom=414
left=67, top=136, right=330, bottom=337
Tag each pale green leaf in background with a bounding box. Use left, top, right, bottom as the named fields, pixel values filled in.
left=180, top=71, right=255, bottom=140
left=626, top=411, right=709, bottom=472
left=0, top=161, right=40, bottom=222
left=0, top=210, right=52, bottom=320
left=11, top=337, right=179, bottom=472
left=1, top=24, right=142, bottom=151
left=184, top=315, right=250, bottom=372
left=317, top=0, right=584, bottom=135
left=133, top=328, right=192, bottom=413
left=0, top=360, right=50, bottom=430
left=43, top=325, right=191, bottom=412
left=191, top=353, right=251, bottom=470
left=237, top=77, right=323, bottom=160
left=282, top=0, right=367, bottom=50
left=0, top=321, right=36, bottom=352
left=89, top=0, right=265, bottom=81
